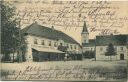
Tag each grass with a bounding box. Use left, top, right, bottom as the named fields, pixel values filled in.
left=0, top=60, right=127, bottom=81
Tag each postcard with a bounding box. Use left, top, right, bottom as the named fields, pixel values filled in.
left=1, top=0, right=128, bottom=82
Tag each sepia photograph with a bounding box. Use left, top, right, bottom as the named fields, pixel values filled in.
left=0, top=0, right=128, bottom=82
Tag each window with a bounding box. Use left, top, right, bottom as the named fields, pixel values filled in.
left=74, top=45, right=76, bottom=49
left=100, top=47, right=103, bottom=51
left=34, top=39, right=38, bottom=44
left=91, top=48, right=93, bottom=51
left=120, top=47, right=123, bottom=51
left=84, top=40, right=87, bottom=43
left=67, top=44, right=69, bottom=48
left=114, top=46, right=117, bottom=51
left=49, top=41, right=51, bottom=46
left=54, top=42, right=57, bottom=47
left=60, top=43, right=63, bottom=46
left=41, top=40, right=45, bottom=45
left=70, top=45, right=72, bottom=49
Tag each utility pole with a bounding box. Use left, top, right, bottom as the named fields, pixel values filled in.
left=81, top=45, right=84, bottom=61
left=94, top=37, right=96, bottom=61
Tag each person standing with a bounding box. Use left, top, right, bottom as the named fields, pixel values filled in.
left=64, top=53, right=68, bottom=62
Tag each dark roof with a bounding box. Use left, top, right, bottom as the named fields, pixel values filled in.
left=82, top=39, right=95, bottom=47
left=96, top=34, right=128, bottom=46
left=82, top=21, right=88, bottom=33
left=22, top=22, right=79, bottom=45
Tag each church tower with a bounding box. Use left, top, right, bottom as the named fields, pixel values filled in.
left=81, top=21, right=89, bottom=44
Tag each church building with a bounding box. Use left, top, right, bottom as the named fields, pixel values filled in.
left=81, top=22, right=95, bottom=53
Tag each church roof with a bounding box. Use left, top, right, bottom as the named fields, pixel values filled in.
left=82, top=21, right=88, bottom=33
left=96, top=34, right=128, bottom=46
left=22, top=22, right=79, bottom=45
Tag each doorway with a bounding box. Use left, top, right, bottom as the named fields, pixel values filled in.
left=120, top=54, right=124, bottom=60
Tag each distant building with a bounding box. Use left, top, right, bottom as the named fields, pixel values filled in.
left=81, top=21, right=128, bottom=60
left=96, top=35, right=128, bottom=60
left=22, top=22, right=82, bottom=62
left=81, top=22, right=95, bottom=52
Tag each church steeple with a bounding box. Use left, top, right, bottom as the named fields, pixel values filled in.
left=81, top=21, right=89, bottom=44
left=82, top=21, right=88, bottom=33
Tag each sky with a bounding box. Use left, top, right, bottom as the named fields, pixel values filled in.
left=5, top=0, right=128, bottom=44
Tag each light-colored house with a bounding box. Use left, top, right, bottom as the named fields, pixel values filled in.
left=96, top=35, right=128, bottom=60
left=22, top=22, right=81, bottom=62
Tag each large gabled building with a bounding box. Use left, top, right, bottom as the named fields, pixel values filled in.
left=22, top=22, right=82, bottom=62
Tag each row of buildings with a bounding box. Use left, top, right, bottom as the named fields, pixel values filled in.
left=81, top=22, right=128, bottom=60
left=19, top=21, right=128, bottom=62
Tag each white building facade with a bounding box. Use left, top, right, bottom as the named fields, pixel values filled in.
left=96, top=35, right=128, bottom=60
left=22, top=22, right=81, bottom=62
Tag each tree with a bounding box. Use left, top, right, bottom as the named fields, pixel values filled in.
left=105, top=43, right=117, bottom=60
left=1, top=2, right=20, bottom=62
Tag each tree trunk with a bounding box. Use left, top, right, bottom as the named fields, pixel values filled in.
left=116, top=55, right=117, bottom=60
left=12, top=51, right=14, bottom=63
left=18, top=50, right=22, bottom=63
left=12, top=49, right=15, bottom=63
left=20, top=51, right=23, bottom=62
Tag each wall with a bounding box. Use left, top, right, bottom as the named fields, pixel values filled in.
left=24, top=34, right=81, bottom=61
left=81, top=33, right=89, bottom=44
left=83, top=47, right=95, bottom=52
